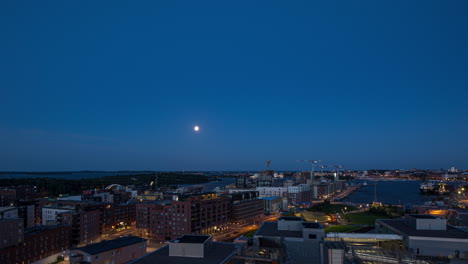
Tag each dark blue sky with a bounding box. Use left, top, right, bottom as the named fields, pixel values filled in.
left=1, top=1, right=467, bottom=171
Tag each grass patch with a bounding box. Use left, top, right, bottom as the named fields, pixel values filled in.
left=345, top=212, right=382, bottom=225
left=325, top=225, right=361, bottom=233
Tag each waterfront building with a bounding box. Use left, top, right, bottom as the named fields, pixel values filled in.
left=253, top=216, right=325, bottom=263
left=376, top=214, right=468, bottom=258
left=130, top=235, right=242, bottom=264
left=70, top=236, right=146, bottom=264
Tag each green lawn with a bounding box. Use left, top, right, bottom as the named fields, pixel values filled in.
left=325, top=225, right=361, bottom=233
left=345, top=212, right=382, bottom=225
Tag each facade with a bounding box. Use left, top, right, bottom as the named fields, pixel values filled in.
left=59, top=210, right=101, bottom=246
left=70, top=236, right=146, bottom=264
left=136, top=193, right=231, bottom=240
left=230, top=191, right=264, bottom=224
left=254, top=217, right=325, bottom=263
left=256, top=187, right=288, bottom=198
left=287, top=184, right=312, bottom=206
left=259, top=196, right=282, bottom=215
left=0, top=218, right=23, bottom=249
left=130, top=235, right=242, bottom=264
left=42, top=206, right=74, bottom=225
left=17, top=205, right=35, bottom=228
left=0, top=225, right=72, bottom=264
left=376, top=214, right=468, bottom=259
left=0, top=206, right=18, bottom=218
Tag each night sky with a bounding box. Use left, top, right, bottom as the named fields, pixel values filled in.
left=1, top=1, right=467, bottom=171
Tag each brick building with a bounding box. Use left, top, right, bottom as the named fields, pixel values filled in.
left=0, top=225, right=71, bottom=264
left=59, top=210, right=101, bottom=246
left=136, top=193, right=231, bottom=240
left=0, top=218, right=23, bottom=249
left=230, top=191, right=264, bottom=224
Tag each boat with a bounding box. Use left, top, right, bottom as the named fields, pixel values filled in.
left=420, top=181, right=437, bottom=194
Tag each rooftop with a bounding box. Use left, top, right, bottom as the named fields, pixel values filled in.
left=303, top=222, right=323, bottom=229
left=172, top=235, right=210, bottom=244
left=255, top=222, right=303, bottom=238
left=24, top=225, right=67, bottom=236
left=74, top=236, right=146, bottom=255
left=408, top=214, right=437, bottom=219
left=130, top=242, right=241, bottom=264
left=0, top=206, right=16, bottom=212
left=259, top=196, right=280, bottom=201
left=378, top=219, right=468, bottom=239
left=0, top=217, right=22, bottom=224
left=279, top=216, right=302, bottom=221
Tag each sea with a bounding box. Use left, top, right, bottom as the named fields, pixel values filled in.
left=342, top=180, right=436, bottom=206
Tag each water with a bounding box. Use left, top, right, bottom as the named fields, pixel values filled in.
left=343, top=180, right=436, bottom=205
left=187, top=177, right=236, bottom=192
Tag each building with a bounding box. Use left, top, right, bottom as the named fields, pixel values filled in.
left=42, top=206, right=74, bottom=225
left=256, top=187, right=288, bottom=198
left=130, top=235, right=242, bottom=264
left=259, top=196, right=282, bottom=215
left=59, top=210, right=101, bottom=246
left=376, top=214, right=468, bottom=258
left=17, top=205, right=35, bottom=228
left=287, top=184, right=312, bottom=206
left=136, top=193, right=231, bottom=240
left=0, top=225, right=72, bottom=264
left=253, top=216, right=325, bottom=263
left=0, top=206, right=18, bottom=218
left=0, top=186, right=43, bottom=206
left=0, top=218, right=23, bottom=249
left=230, top=191, right=264, bottom=224
left=0, top=189, right=16, bottom=206
left=70, top=236, right=146, bottom=264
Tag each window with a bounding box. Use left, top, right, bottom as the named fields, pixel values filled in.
left=308, top=234, right=316, bottom=239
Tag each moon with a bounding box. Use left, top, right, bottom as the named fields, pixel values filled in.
left=194, top=125, right=200, bottom=132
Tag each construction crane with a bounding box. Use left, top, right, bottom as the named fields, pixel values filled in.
left=316, top=165, right=328, bottom=173
left=297, top=160, right=321, bottom=184
left=316, top=165, right=328, bottom=182
left=333, top=165, right=346, bottom=181
left=266, top=160, right=272, bottom=170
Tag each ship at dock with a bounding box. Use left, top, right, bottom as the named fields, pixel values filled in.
left=419, top=181, right=437, bottom=194
left=419, top=181, right=455, bottom=195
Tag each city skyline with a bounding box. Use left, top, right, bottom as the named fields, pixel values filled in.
left=2, top=1, right=468, bottom=171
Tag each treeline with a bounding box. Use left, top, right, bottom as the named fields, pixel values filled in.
left=0, top=173, right=217, bottom=197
